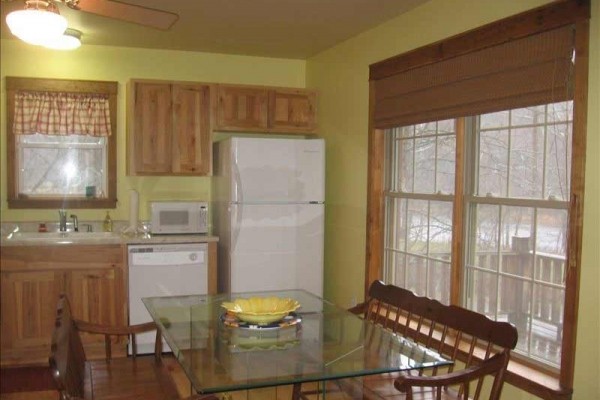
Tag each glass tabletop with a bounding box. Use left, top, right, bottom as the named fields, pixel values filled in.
left=143, top=289, right=450, bottom=394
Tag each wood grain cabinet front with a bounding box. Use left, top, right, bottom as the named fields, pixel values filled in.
left=128, top=80, right=212, bottom=176
left=216, top=85, right=269, bottom=131
left=268, top=88, right=317, bottom=133
left=0, top=245, right=126, bottom=366
left=215, top=84, right=317, bottom=134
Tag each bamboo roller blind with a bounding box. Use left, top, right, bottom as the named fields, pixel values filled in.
left=371, top=25, right=575, bottom=128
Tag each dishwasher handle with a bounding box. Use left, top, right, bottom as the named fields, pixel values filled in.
left=130, top=250, right=206, bottom=267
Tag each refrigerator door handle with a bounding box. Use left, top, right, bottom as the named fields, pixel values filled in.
left=231, top=204, right=242, bottom=252
left=232, top=157, right=244, bottom=204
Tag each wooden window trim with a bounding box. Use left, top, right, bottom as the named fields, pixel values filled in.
left=365, top=1, right=590, bottom=399
left=369, top=0, right=590, bottom=81
left=5, top=77, right=118, bottom=209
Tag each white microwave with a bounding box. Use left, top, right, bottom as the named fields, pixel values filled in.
left=150, top=201, right=208, bottom=235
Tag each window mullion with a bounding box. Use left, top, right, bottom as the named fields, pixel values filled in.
left=411, top=135, right=416, bottom=193
left=542, top=104, right=549, bottom=199
left=527, top=207, right=539, bottom=358
left=450, top=117, right=466, bottom=305
left=507, top=110, right=513, bottom=197
left=426, top=201, right=431, bottom=297
left=495, top=205, right=503, bottom=322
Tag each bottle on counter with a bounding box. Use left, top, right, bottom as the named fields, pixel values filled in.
left=103, top=211, right=113, bottom=232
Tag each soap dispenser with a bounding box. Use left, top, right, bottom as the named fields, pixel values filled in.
left=103, top=211, right=113, bottom=232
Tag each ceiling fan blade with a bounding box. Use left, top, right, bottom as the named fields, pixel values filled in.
left=74, top=0, right=179, bottom=30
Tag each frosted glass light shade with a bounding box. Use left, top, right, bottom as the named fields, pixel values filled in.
left=6, top=9, right=68, bottom=45
left=44, top=29, right=82, bottom=50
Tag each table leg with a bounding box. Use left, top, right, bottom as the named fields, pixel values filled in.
left=292, top=383, right=302, bottom=400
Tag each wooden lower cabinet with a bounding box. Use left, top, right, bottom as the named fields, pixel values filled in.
left=0, top=245, right=126, bottom=366
left=0, top=270, right=64, bottom=356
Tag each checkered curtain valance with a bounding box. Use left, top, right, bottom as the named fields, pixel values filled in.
left=13, top=91, right=112, bottom=136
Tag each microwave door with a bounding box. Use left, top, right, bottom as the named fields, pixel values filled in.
left=151, top=202, right=207, bottom=234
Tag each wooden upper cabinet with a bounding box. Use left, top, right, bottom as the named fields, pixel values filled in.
left=216, top=85, right=268, bottom=131
left=132, top=83, right=173, bottom=174
left=172, top=84, right=211, bottom=174
left=269, top=89, right=317, bottom=133
left=215, top=84, right=317, bottom=134
left=128, top=80, right=212, bottom=176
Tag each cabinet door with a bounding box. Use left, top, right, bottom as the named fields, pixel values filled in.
left=268, top=89, right=317, bottom=133
left=172, top=84, right=211, bottom=175
left=216, top=85, right=268, bottom=131
left=1, top=245, right=126, bottom=365
left=66, top=265, right=124, bottom=346
left=132, top=82, right=173, bottom=174
left=0, top=270, right=65, bottom=352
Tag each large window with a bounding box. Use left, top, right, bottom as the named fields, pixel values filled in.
left=383, top=102, right=572, bottom=368
left=366, top=2, right=588, bottom=394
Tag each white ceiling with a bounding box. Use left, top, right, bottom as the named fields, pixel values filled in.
left=1, top=0, right=429, bottom=59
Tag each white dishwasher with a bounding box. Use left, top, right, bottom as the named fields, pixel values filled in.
left=128, top=242, right=208, bottom=355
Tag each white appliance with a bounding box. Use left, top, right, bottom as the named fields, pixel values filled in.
left=150, top=201, right=208, bottom=234
left=213, top=137, right=324, bottom=296
left=128, top=243, right=208, bottom=354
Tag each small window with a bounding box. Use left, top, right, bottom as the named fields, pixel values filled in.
left=17, top=134, right=108, bottom=198
left=6, top=77, right=117, bottom=209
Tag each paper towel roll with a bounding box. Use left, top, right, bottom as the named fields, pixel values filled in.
left=128, top=189, right=139, bottom=230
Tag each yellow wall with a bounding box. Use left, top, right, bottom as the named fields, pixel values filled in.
left=0, top=40, right=306, bottom=222
left=305, top=0, right=600, bottom=399
left=1, top=0, right=598, bottom=398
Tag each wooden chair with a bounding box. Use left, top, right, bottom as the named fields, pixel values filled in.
left=49, top=293, right=218, bottom=400
left=337, top=280, right=519, bottom=400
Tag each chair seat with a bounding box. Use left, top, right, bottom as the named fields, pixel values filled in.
left=85, top=356, right=180, bottom=400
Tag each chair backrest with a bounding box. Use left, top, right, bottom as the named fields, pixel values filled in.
left=49, top=294, right=87, bottom=400
left=363, top=280, right=518, bottom=399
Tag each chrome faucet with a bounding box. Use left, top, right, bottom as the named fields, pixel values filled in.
left=58, top=209, right=67, bottom=232
left=70, top=214, right=79, bottom=232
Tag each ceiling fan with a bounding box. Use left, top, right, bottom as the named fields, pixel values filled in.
left=3, top=0, right=179, bottom=30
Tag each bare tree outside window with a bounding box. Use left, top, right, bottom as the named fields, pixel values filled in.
left=384, top=121, right=455, bottom=305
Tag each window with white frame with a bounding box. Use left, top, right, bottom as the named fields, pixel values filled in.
left=17, top=134, right=108, bottom=198
left=383, top=101, right=572, bottom=368
left=384, top=121, right=456, bottom=305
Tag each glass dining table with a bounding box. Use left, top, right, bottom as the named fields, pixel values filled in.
left=143, top=289, right=450, bottom=399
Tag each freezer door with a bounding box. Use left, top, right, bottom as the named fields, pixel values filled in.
left=231, top=138, right=324, bottom=203
left=229, top=203, right=324, bottom=296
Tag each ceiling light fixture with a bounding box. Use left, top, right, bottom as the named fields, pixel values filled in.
left=6, top=0, right=68, bottom=46
left=43, top=28, right=82, bottom=50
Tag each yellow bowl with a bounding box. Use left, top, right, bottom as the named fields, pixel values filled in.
left=221, top=296, right=301, bottom=325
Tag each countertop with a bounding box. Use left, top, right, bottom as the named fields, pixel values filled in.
left=0, top=232, right=219, bottom=247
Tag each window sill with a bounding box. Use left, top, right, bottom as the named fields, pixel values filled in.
left=505, top=357, right=571, bottom=400
left=8, top=197, right=117, bottom=209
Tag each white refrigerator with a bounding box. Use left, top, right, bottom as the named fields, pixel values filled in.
left=212, top=137, right=324, bottom=297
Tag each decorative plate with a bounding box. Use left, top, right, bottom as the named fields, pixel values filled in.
left=220, top=312, right=301, bottom=330
left=220, top=296, right=301, bottom=325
